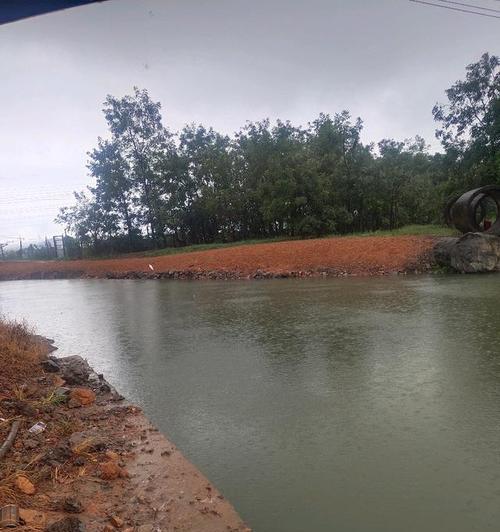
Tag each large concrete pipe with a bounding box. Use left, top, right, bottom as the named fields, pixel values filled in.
left=449, top=185, right=500, bottom=235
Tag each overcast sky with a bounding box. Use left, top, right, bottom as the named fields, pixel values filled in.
left=0, top=0, right=499, bottom=244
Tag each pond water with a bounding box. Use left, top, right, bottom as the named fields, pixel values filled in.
left=1, top=276, right=500, bottom=532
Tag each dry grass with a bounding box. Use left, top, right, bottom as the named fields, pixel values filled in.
left=0, top=452, right=48, bottom=507
left=0, top=319, right=43, bottom=395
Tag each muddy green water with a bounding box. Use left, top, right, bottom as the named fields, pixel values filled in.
left=1, top=276, right=500, bottom=531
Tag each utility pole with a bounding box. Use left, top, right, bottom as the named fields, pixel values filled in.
left=18, top=237, right=24, bottom=259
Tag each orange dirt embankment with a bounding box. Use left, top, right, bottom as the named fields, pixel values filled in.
left=0, top=235, right=436, bottom=281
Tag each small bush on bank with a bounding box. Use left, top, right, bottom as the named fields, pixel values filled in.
left=0, top=319, right=43, bottom=395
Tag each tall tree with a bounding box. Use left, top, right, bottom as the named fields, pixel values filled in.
left=433, top=52, right=500, bottom=186
left=103, top=87, right=173, bottom=245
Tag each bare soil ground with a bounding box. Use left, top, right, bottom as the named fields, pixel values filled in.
left=0, top=236, right=435, bottom=280
left=0, top=322, right=249, bottom=531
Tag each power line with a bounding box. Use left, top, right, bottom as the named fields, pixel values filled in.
left=409, top=0, right=500, bottom=17
left=438, top=0, right=500, bottom=12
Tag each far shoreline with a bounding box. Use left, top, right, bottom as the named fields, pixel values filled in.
left=0, top=234, right=436, bottom=281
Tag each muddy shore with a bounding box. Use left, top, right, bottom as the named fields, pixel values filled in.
left=0, top=235, right=435, bottom=281
left=0, top=334, right=249, bottom=531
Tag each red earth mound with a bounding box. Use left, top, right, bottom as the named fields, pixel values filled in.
left=0, top=235, right=435, bottom=280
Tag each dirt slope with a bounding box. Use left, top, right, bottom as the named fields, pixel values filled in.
left=0, top=235, right=435, bottom=280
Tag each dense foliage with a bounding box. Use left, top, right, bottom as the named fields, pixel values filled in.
left=57, top=53, right=499, bottom=255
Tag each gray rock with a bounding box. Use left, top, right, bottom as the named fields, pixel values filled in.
left=433, top=237, right=458, bottom=266
left=57, top=356, right=91, bottom=385
left=434, top=233, right=500, bottom=273
left=55, top=356, right=122, bottom=399
left=41, top=359, right=60, bottom=373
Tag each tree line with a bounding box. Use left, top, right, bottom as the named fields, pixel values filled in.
left=56, top=52, right=499, bottom=256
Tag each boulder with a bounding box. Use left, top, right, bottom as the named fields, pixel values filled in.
left=434, top=233, right=500, bottom=273
left=57, top=356, right=91, bottom=385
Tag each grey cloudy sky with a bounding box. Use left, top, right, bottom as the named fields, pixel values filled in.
left=0, top=0, right=499, bottom=244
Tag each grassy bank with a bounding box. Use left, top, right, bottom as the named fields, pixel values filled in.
left=0, top=319, right=43, bottom=395
left=140, top=224, right=455, bottom=258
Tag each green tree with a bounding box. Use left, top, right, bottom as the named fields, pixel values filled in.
left=56, top=191, right=118, bottom=252
left=87, top=138, right=137, bottom=249
left=433, top=52, right=500, bottom=187
left=103, top=87, right=173, bottom=245
left=376, top=136, right=434, bottom=229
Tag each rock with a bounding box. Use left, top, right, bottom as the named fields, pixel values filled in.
left=57, top=356, right=91, bottom=385
left=136, top=526, right=153, bottom=532
left=55, top=387, right=71, bottom=398
left=434, top=233, right=500, bottom=273
left=15, top=475, right=36, bottom=495
left=19, top=508, right=47, bottom=527
left=42, top=359, right=60, bottom=372
left=68, top=388, right=96, bottom=407
left=46, top=516, right=85, bottom=532
left=87, top=372, right=101, bottom=387
left=99, top=461, right=123, bottom=480
left=44, top=443, right=72, bottom=464
left=61, top=496, right=83, bottom=513
left=110, top=515, right=124, bottom=528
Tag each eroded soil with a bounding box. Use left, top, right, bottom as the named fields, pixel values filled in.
left=0, top=236, right=435, bottom=280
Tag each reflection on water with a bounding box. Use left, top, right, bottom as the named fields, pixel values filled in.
left=1, top=276, right=500, bottom=532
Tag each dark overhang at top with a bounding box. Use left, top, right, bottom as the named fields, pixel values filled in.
left=0, top=1, right=107, bottom=25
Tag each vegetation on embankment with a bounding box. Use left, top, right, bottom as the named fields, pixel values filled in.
left=0, top=233, right=436, bottom=280
left=0, top=319, right=249, bottom=531
left=0, top=319, right=44, bottom=394
left=43, top=52, right=498, bottom=260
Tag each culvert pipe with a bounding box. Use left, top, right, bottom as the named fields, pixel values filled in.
left=449, top=185, right=500, bottom=235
